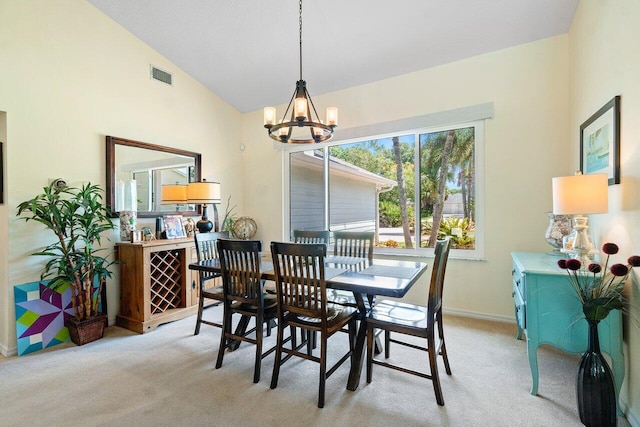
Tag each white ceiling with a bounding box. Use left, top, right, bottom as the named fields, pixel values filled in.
left=87, top=0, right=579, bottom=113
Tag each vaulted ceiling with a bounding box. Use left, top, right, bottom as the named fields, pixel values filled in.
left=87, top=0, right=579, bottom=113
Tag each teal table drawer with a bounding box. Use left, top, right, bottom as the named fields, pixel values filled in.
left=513, top=284, right=525, bottom=330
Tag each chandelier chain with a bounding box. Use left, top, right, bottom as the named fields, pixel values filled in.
left=299, top=0, right=303, bottom=81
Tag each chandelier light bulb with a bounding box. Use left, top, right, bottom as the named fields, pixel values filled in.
left=278, top=119, right=289, bottom=137
left=294, top=97, right=308, bottom=122
left=326, top=106, right=338, bottom=127
left=264, top=107, right=276, bottom=127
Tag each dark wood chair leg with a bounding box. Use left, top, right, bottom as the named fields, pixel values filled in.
left=306, top=330, right=313, bottom=355
left=290, top=326, right=297, bottom=350
left=215, top=307, right=231, bottom=369
left=318, top=335, right=327, bottom=408
left=385, top=330, right=391, bottom=358
left=253, top=314, right=263, bottom=383
left=349, top=320, right=356, bottom=352
left=270, top=322, right=285, bottom=389
left=366, top=324, right=374, bottom=383
left=428, top=334, right=444, bottom=406
left=437, top=311, right=452, bottom=375
left=374, top=330, right=383, bottom=355
left=194, top=282, right=205, bottom=335
left=266, top=319, right=276, bottom=336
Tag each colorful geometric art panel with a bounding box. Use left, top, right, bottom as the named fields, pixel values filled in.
left=14, top=281, right=74, bottom=356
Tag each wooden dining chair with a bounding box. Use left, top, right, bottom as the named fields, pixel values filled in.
left=366, top=237, right=452, bottom=406
left=215, top=239, right=277, bottom=383
left=270, top=241, right=357, bottom=408
left=293, top=229, right=331, bottom=350
left=293, top=229, right=330, bottom=245
left=193, top=231, right=229, bottom=335
left=332, top=230, right=374, bottom=261
left=330, top=230, right=375, bottom=308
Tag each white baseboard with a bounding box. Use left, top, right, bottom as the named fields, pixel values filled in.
left=0, top=316, right=116, bottom=358
left=443, top=307, right=514, bottom=324
left=620, top=397, right=640, bottom=427
left=1, top=343, right=17, bottom=357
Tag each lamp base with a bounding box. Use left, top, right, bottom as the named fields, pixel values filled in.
left=561, top=214, right=597, bottom=266
left=196, top=219, right=213, bottom=234
left=195, top=204, right=218, bottom=234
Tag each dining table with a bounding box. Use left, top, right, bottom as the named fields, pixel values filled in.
left=189, top=254, right=428, bottom=391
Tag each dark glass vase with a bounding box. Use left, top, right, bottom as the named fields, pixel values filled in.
left=576, top=319, right=617, bottom=427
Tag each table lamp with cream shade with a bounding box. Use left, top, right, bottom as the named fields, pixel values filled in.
left=161, top=184, right=188, bottom=211
left=552, top=172, right=608, bottom=265
left=187, top=180, right=222, bottom=233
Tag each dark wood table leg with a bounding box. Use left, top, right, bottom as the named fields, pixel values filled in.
left=347, top=293, right=368, bottom=391
left=230, top=315, right=250, bottom=351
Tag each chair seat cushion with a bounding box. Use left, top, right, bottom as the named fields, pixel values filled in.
left=287, top=305, right=356, bottom=330
left=369, top=299, right=430, bottom=329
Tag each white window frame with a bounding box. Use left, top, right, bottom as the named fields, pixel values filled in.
left=280, top=103, right=492, bottom=260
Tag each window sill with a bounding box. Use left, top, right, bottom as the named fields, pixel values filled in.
left=373, top=247, right=486, bottom=262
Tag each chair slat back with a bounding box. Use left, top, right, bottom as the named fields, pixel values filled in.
left=293, top=229, right=330, bottom=245
left=271, top=242, right=327, bottom=321
left=428, top=237, right=451, bottom=314
left=217, top=239, right=263, bottom=305
left=332, top=230, right=374, bottom=261
left=194, top=231, right=229, bottom=278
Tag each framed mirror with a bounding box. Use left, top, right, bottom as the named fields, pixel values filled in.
left=106, top=136, right=202, bottom=218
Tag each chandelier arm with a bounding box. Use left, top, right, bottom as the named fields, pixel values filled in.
left=280, top=87, right=298, bottom=124
left=304, top=85, right=322, bottom=124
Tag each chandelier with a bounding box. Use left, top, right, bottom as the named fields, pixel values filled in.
left=263, top=0, right=338, bottom=144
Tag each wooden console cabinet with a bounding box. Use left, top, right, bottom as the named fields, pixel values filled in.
left=116, top=238, right=199, bottom=333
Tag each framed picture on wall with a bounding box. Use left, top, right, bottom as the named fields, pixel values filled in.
left=163, top=215, right=186, bottom=239
left=580, top=95, right=621, bottom=185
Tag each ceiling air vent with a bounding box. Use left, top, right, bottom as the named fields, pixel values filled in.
left=150, top=66, right=172, bottom=86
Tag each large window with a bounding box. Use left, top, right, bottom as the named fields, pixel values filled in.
left=286, top=120, right=483, bottom=258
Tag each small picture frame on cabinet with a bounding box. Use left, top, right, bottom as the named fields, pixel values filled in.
left=130, top=230, right=143, bottom=243
left=163, top=215, right=186, bottom=239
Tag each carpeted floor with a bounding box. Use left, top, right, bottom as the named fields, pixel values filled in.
left=0, top=310, right=630, bottom=426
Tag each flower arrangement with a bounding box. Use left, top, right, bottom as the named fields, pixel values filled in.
left=557, top=242, right=640, bottom=322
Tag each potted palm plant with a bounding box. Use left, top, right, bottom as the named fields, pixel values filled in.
left=17, top=182, right=117, bottom=345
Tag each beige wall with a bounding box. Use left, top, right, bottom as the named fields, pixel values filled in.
left=242, top=35, right=571, bottom=320
left=0, top=0, right=244, bottom=355
left=569, top=0, right=640, bottom=421
left=2, top=0, right=637, bottom=422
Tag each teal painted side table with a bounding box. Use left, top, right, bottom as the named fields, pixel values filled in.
left=511, top=252, right=624, bottom=406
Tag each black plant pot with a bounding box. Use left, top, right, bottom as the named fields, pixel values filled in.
left=576, top=319, right=617, bottom=427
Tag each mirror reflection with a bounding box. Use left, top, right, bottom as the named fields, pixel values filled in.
left=106, top=136, right=202, bottom=218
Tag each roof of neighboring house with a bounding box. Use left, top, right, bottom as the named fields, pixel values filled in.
left=290, top=150, right=397, bottom=190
